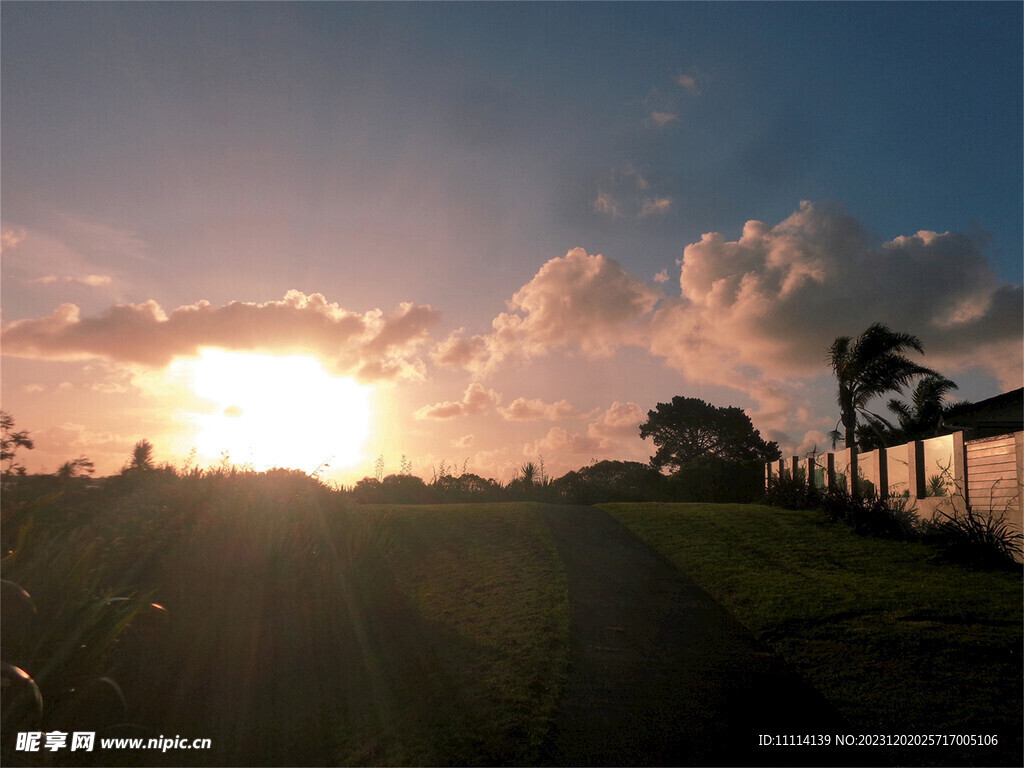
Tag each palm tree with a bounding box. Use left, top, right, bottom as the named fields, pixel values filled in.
left=887, top=374, right=963, bottom=439
left=829, top=324, right=938, bottom=449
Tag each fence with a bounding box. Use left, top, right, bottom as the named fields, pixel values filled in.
left=765, top=430, right=1023, bottom=534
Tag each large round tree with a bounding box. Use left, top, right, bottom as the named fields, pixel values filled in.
left=829, top=323, right=938, bottom=449
left=639, top=397, right=781, bottom=473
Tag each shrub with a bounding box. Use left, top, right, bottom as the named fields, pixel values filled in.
left=669, top=456, right=764, bottom=503
left=820, top=486, right=921, bottom=541
left=764, top=470, right=820, bottom=510
left=924, top=502, right=1023, bottom=571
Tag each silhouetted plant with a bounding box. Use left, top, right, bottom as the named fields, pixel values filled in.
left=0, top=412, right=34, bottom=478
left=640, top=396, right=781, bottom=471
left=765, top=468, right=820, bottom=510
left=925, top=474, right=947, bottom=497
left=820, top=486, right=921, bottom=541
left=828, top=323, right=938, bottom=449
left=922, top=473, right=1023, bottom=570
left=125, top=439, right=155, bottom=473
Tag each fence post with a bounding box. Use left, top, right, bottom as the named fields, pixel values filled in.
left=951, top=430, right=967, bottom=503
left=849, top=448, right=860, bottom=499
left=877, top=447, right=888, bottom=498
left=825, top=452, right=836, bottom=491
left=907, top=440, right=924, bottom=499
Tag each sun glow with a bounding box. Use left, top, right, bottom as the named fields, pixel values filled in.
left=171, top=349, right=372, bottom=472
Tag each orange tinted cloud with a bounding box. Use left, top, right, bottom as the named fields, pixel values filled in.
left=1, top=290, right=441, bottom=382
left=498, top=397, right=579, bottom=421
left=414, top=382, right=500, bottom=420
left=448, top=248, right=662, bottom=374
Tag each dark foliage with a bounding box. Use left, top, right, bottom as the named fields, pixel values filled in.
left=431, top=473, right=505, bottom=503
left=922, top=504, right=1023, bottom=571
left=639, top=397, right=781, bottom=472
left=764, top=470, right=820, bottom=510
left=828, top=323, right=938, bottom=450
left=548, top=460, right=665, bottom=505
left=820, top=487, right=921, bottom=542
left=352, top=473, right=437, bottom=504
left=667, top=456, right=766, bottom=503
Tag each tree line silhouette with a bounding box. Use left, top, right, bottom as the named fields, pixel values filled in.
left=0, top=322, right=967, bottom=505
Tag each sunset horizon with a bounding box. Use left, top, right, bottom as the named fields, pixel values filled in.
left=2, top=2, right=1021, bottom=487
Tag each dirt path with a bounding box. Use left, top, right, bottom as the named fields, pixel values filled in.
left=537, top=505, right=878, bottom=767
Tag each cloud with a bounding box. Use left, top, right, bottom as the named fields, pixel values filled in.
left=435, top=248, right=662, bottom=376
left=444, top=202, right=1020, bottom=441
left=593, top=191, right=622, bottom=217
left=498, top=397, right=578, bottom=421
left=675, top=73, right=701, bottom=96
left=652, top=201, right=1021, bottom=384
left=524, top=401, right=647, bottom=459
left=31, top=274, right=112, bottom=287
left=1, top=290, right=442, bottom=382
left=587, top=401, right=645, bottom=440
left=484, top=248, right=663, bottom=368
left=654, top=269, right=670, bottom=284
left=452, top=434, right=475, bottom=449
left=526, top=426, right=608, bottom=457
left=414, top=382, right=500, bottom=420
left=645, top=201, right=1022, bottom=430
left=2, top=227, right=27, bottom=250
left=432, top=328, right=490, bottom=370
left=593, top=165, right=673, bottom=219
left=639, top=197, right=672, bottom=218
left=647, top=111, right=678, bottom=128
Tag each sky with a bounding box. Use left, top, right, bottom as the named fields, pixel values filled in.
left=2, top=1, right=1021, bottom=485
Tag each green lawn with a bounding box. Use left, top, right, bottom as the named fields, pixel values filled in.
left=349, top=503, right=569, bottom=766
left=7, top=480, right=1020, bottom=767
left=2, top=476, right=568, bottom=767
left=603, top=502, right=1023, bottom=767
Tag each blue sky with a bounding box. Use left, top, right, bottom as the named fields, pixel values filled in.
left=2, top=2, right=1021, bottom=481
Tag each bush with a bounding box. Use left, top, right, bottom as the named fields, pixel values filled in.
left=923, top=503, right=1023, bottom=571
left=819, top=486, right=921, bottom=541
left=669, top=456, right=764, bottom=503
left=764, top=470, right=820, bottom=510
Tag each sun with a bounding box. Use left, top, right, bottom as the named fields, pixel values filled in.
left=171, top=348, right=372, bottom=473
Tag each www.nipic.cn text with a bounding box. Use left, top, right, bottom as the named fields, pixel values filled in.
left=15, top=732, right=212, bottom=753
